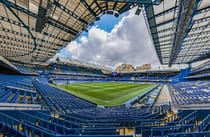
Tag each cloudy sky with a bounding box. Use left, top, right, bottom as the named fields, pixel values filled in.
left=58, top=9, right=160, bottom=69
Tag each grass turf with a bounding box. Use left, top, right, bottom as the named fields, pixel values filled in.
left=56, top=82, right=157, bottom=107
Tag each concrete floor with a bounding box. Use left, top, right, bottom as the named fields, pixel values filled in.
left=154, top=85, right=172, bottom=106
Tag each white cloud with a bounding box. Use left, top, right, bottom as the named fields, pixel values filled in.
left=63, top=12, right=160, bottom=68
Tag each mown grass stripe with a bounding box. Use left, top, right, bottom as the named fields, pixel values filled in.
left=64, top=83, right=149, bottom=95
left=53, top=82, right=156, bottom=107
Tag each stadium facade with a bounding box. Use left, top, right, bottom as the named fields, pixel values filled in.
left=0, top=0, right=209, bottom=137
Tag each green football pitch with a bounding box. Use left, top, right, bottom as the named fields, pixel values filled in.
left=56, top=82, right=157, bottom=107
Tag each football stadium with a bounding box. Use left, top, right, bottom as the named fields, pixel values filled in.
left=0, top=0, right=209, bottom=137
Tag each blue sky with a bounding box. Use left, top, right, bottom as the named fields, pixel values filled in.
left=59, top=14, right=126, bottom=58
left=77, top=14, right=127, bottom=42
left=95, top=14, right=126, bottom=32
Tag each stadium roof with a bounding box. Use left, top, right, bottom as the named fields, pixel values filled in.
left=51, top=56, right=113, bottom=71
left=0, top=0, right=164, bottom=65
left=144, top=0, right=210, bottom=66
left=1, top=0, right=156, bottom=65
left=1, top=0, right=209, bottom=67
